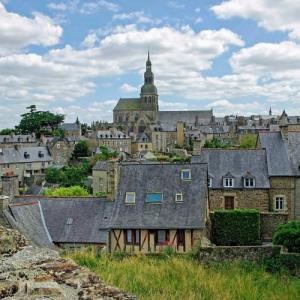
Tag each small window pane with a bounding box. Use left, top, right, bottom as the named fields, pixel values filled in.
left=181, top=170, right=191, bottom=180
left=157, top=230, right=167, bottom=244
left=175, top=193, right=183, bottom=202
left=146, top=193, right=163, bottom=203
left=126, top=230, right=132, bottom=243
left=125, top=192, right=135, bottom=204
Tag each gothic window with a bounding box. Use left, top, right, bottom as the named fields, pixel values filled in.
left=118, top=115, right=122, bottom=123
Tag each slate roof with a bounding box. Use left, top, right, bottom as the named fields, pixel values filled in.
left=93, top=161, right=108, bottom=171
left=0, top=134, right=36, bottom=144
left=59, top=122, right=80, bottom=132
left=135, top=132, right=151, bottom=143
left=4, top=201, right=55, bottom=248
left=192, top=149, right=270, bottom=189
left=259, top=131, right=300, bottom=176
left=7, top=197, right=114, bottom=244
left=157, top=110, right=213, bottom=127
left=110, top=162, right=208, bottom=229
left=96, top=130, right=130, bottom=139
left=114, top=98, right=141, bottom=110
left=0, top=146, right=53, bottom=164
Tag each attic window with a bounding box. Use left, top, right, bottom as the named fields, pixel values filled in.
left=146, top=193, right=163, bottom=203
left=181, top=169, right=191, bottom=180
left=223, top=178, right=234, bottom=188
left=66, top=217, right=73, bottom=225
left=24, top=152, right=30, bottom=159
left=38, top=151, right=44, bottom=158
left=175, top=193, right=183, bottom=202
left=208, top=178, right=212, bottom=188
left=125, top=192, right=136, bottom=204
left=244, top=178, right=255, bottom=188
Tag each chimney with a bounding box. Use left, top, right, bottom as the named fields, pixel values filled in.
left=1, top=172, right=19, bottom=202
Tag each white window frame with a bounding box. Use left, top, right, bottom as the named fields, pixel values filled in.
left=125, top=192, right=136, bottom=204
left=208, top=178, right=212, bottom=188
left=223, top=177, right=234, bottom=188
left=181, top=169, right=191, bottom=180
left=175, top=193, right=183, bottom=202
left=244, top=177, right=255, bottom=188
left=274, top=195, right=286, bottom=211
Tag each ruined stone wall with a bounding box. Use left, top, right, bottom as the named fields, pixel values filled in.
left=0, top=225, right=136, bottom=300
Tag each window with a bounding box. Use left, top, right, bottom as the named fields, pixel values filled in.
left=208, top=178, right=212, bottom=188
left=175, top=193, right=183, bottom=202
left=57, top=144, right=61, bottom=149
left=275, top=196, right=285, bottom=211
left=125, top=230, right=140, bottom=245
left=244, top=178, right=255, bottom=188
left=125, top=192, right=136, bottom=204
left=146, top=193, right=163, bottom=203
left=156, top=230, right=169, bottom=245
left=223, top=178, right=234, bottom=187
left=66, top=217, right=73, bottom=225
left=224, top=196, right=235, bottom=210
left=181, top=169, right=191, bottom=180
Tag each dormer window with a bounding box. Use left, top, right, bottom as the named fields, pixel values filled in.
left=146, top=193, right=163, bottom=203
left=208, top=178, right=212, bottom=188
left=244, top=177, right=255, bottom=188
left=125, top=192, right=136, bottom=204
left=181, top=169, right=191, bottom=180
left=175, top=193, right=183, bottom=202
left=223, top=178, right=234, bottom=188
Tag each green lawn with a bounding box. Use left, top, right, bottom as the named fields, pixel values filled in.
left=66, top=251, right=300, bottom=300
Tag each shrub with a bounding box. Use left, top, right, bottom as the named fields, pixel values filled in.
left=273, top=221, right=300, bottom=253
left=212, top=209, right=261, bottom=246
left=45, top=167, right=63, bottom=184
left=43, top=186, right=89, bottom=196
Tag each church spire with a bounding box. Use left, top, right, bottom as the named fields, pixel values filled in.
left=144, top=51, right=154, bottom=85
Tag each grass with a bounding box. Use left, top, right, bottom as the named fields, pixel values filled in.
left=65, top=250, right=300, bottom=300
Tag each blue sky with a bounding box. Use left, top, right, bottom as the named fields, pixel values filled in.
left=0, top=0, right=300, bottom=128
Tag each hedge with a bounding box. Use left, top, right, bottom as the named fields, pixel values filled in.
left=212, top=209, right=261, bottom=246
left=272, top=221, right=300, bottom=253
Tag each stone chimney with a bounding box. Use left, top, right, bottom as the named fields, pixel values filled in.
left=1, top=172, right=19, bottom=202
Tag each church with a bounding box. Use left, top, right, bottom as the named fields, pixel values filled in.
left=113, top=52, right=213, bottom=133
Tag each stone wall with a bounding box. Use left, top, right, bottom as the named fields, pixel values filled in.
left=197, top=245, right=279, bottom=263
left=260, top=212, right=288, bottom=241
left=0, top=225, right=136, bottom=300
left=208, top=189, right=270, bottom=212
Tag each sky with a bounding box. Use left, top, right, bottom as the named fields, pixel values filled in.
left=0, top=0, right=300, bottom=128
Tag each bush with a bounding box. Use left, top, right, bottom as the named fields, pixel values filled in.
left=273, top=221, right=300, bottom=253
left=212, top=209, right=261, bottom=246
left=45, top=167, right=63, bottom=184
left=43, top=186, right=89, bottom=196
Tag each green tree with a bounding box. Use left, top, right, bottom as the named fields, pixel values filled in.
left=0, top=128, right=14, bottom=135
left=45, top=167, right=63, bottom=184
left=204, top=138, right=232, bottom=149
left=15, top=106, right=64, bottom=137
left=52, top=128, right=65, bottom=138
left=43, top=186, right=89, bottom=196
left=73, top=140, right=90, bottom=158
left=62, top=166, right=86, bottom=187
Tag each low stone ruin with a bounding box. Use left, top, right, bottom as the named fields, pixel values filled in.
left=0, top=226, right=136, bottom=300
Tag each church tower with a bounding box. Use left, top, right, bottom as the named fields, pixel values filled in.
left=140, top=51, right=159, bottom=113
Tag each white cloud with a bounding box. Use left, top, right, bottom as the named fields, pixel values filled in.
left=168, top=1, right=185, bottom=9
left=0, top=3, right=62, bottom=54
left=81, top=32, right=99, bottom=48
left=195, top=17, right=202, bottom=24
left=211, top=0, right=300, bottom=39
left=79, top=0, right=119, bottom=14
left=120, top=84, right=138, bottom=93
left=113, top=11, right=160, bottom=25
left=47, top=2, right=68, bottom=11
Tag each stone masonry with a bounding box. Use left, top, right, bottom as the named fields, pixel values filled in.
left=0, top=226, right=136, bottom=300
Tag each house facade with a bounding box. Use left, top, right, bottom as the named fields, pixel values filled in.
left=192, top=149, right=270, bottom=212
left=109, top=162, right=209, bottom=253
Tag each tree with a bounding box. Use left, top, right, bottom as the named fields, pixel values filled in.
left=15, top=106, right=64, bottom=137
left=204, top=138, right=232, bottom=149
left=73, top=140, right=90, bottom=158
left=0, top=128, right=14, bottom=135
left=45, top=167, right=63, bottom=184
left=52, top=128, right=65, bottom=138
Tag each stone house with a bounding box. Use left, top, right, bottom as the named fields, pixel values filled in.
left=0, top=134, right=37, bottom=148
left=92, top=160, right=119, bottom=200
left=95, top=129, right=131, bottom=154
left=192, top=149, right=270, bottom=212
left=258, top=130, right=300, bottom=220
left=46, top=137, right=73, bottom=166
left=0, top=146, right=53, bottom=188
left=109, top=162, right=209, bottom=253
left=59, top=119, right=81, bottom=138
left=131, top=132, right=152, bottom=154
